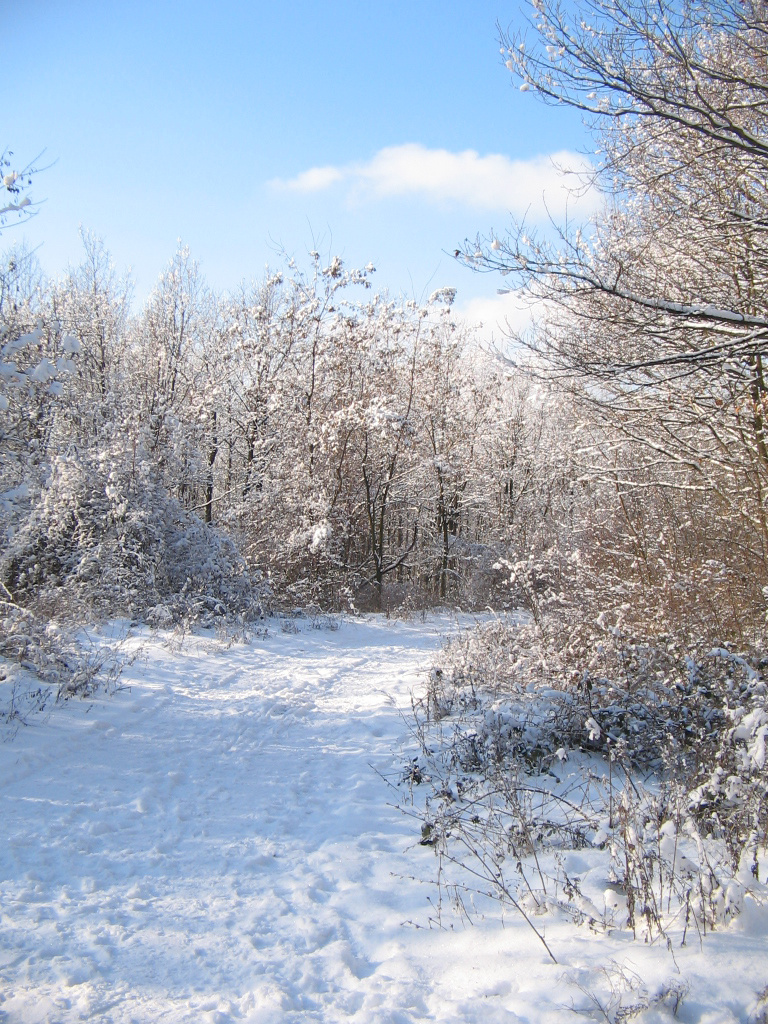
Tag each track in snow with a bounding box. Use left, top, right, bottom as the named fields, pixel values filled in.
left=1, top=615, right=766, bottom=1024
left=0, top=616, right=467, bottom=1023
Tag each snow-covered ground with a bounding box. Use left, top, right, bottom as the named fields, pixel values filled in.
left=1, top=615, right=766, bottom=1023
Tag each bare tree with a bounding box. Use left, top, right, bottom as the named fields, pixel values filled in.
left=457, top=0, right=768, bottom=638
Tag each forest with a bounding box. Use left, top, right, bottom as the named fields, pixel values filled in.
left=1, top=0, right=768, bottom=1007
left=0, top=237, right=551, bottom=623
left=4, top=0, right=768, bottom=681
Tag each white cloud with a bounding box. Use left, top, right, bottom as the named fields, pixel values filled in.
left=280, top=165, right=345, bottom=192
left=455, top=289, right=538, bottom=345
left=271, top=143, right=596, bottom=219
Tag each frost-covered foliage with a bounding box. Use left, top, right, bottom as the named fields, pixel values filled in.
left=0, top=228, right=600, bottom=625
left=3, top=234, right=548, bottom=715
left=0, top=586, right=127, bottom=722
left=406, top=618, right=768, bottom=946
left=2, top=448, right=266, bottom=625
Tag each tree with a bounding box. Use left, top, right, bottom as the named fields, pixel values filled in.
left=336, top=296, right=423, bottom=609
left=503, top=0, right=768, bottom=159
left=50, top=231, right=132, bottom=446
left=459, top=0, right=768, bottom=639
left=0, top=149, right=44, bottom=231
left=129, top=244, right=219, bottom=506
left=471, top=0, right=768, bottom=362
left=470, top=0, right=768, bottom=385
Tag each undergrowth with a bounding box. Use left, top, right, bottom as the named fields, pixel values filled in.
left=403, top=616, right=768, bottom=959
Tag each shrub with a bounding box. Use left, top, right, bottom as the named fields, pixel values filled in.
left=404, top=616, right=768, bottom=950
left=2, top=448, right=268, bottom=625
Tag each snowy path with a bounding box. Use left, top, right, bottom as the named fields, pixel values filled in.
left=1, top=616, right=766, bottom=1023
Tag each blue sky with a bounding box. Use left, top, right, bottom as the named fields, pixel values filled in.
left=5, top=0, right=591, bottom=333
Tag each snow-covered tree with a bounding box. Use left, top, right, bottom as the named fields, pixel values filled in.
left=50, top=231, right=132, bottom=446
left=461, top=0, right=768, bottom=640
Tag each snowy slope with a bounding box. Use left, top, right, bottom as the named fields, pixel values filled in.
left=0, top=616, right=766, bottom=1023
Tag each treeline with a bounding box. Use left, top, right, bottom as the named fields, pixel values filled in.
left=2, top=216, right=765, bottom=647
left=0, top=237, right=572, bottom=619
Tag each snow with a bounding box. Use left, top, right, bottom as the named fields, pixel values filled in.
left=0, top=197, right=31, bottom=215
left=309, top=522, right=331, bottom=554
left=61, top=336, right=81, bottom=355
left=1, top=615, right=766, bottom=1023
left=29, top=359, right=56, bottom=384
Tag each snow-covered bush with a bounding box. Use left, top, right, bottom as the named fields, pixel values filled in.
left=688, top=654, right=768, bottom=874
left=2, top=446, right=268, bottom=625
left=406, top=617, right=768, bottom=945
left=0, top=590, right=127, bottom=722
